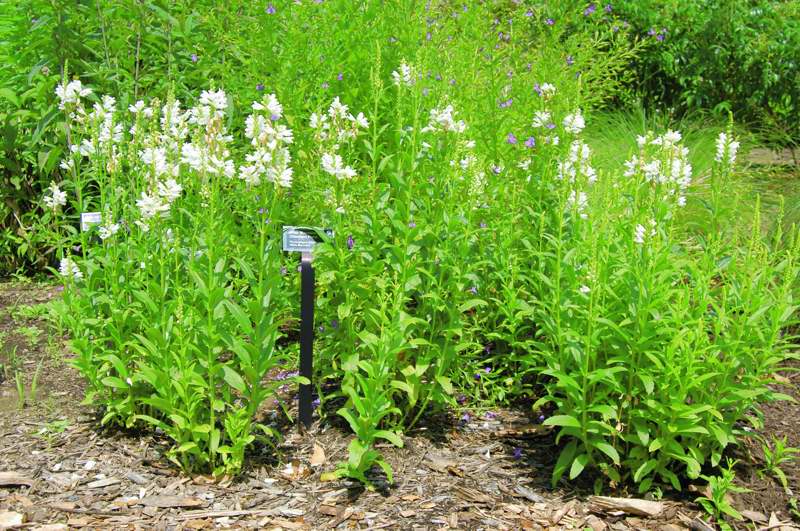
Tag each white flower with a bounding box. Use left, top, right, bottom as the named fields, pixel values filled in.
left=328, top=97, right=349, bottom=120
left=353, top=112, right=369, bottom=129
left=715, top=132, right=739, bottom=165
left=59, top=159, right=75, bottom=172
left=391, top=60, right=416, bottom=87
left=58, top=257, right=83, bottom=280
left=309, top=112, right=328, bottom=130
left=98, top=222, right=120, bottom=240
left=157, top=179, right=182, bottom=203
left=136, top=192, right=170, bottom=220
left=252, top=93, right=283, bottom=119
left=539, top=83, right=556, bottom=98
left=563, top=110, right=585, bottom=135
left=422, top=105, right=467, bottom=134
left=321, top=153, right=356, bottom=180
left=532, top=110, right=551, bottom=128
left=55, top=80, right=92, bottom=110
left=633, top=224, right=646, bottom=244
left=198, top=89, right=228, bottom=111
left=43, top=182, right=67, bottom=209
left=579, top=285, right=591, bottom=294
left=566, top=190, right=588, bottom=219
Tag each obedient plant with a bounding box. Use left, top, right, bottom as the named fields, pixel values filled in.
left=37, top=1, right=798, bottom=494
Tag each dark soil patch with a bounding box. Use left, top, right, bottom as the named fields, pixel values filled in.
left=1, top=282, right=799, bottom=529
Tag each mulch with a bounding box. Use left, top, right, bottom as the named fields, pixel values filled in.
left=0, top=282, right=798, bottom=530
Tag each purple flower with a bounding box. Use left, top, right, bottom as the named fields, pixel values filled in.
left=460, top=412, right=471, bottom=423
left=480, top=221, right=487, bottom=228
left=266, top=4, right=276, bottom=14
left=566, top=55, right=574, bottom=66
left=524, top=136, right=536, bottom=148
left=318, top=325, right=325, bottom=333
left=507, top=132, right=518, bottom=145
left=545, top=18, right=555, bottom=26
left=648, top=27, right=656, bottom=36
left=498, top=98, right=513, bottom=108
left=492, top=166, right=502, bottom=175
left=484, top=411, right=497, bottom=420
left=513, top=447, right=523, bottom=459
left=469, top=286, right=478, bottom=295
left=484, top=366, right=492, bottom=373
left=347, top=234, right=354, bottom=250
left=270, top=113, right=280, bottom=121
left=546, top=122, right=556, bottom=130
left=525, top=9, right=533, bottom=17
left=584, top=3, right=596, bottom=16
left=190, top=53, right=198, bottom=63
left=435, top=73, right=442, bottom=81
left=456, top=394, right=467, bottom=404
left=258, top=208, right=265, bottom=215
left=337, top=72, right=343, bottom=81
left=448, top=79, right=455, bottom=86
left=422, top=87, right=430, bottom=97
left=605, top=3, right=613, bottom=13
left=256, top=83, right=265, bottom=91
left=656, top=33, right=665, bottom=41
left=331, top=319, right=339, bottom=329
left=537, top=414, right=546, bottom=423
left=426, top=31, right=432, bottom=40
left=312, top=398, right=321, bottom=408
left=408, top=221, right=416, bottom=228
left=280, top=266, right=287, bottom=276
left=533, top=83, right=542, bottom=96
left=474, top=372, right=482, bottom=380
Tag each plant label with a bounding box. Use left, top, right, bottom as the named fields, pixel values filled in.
left=80, top=212, right=102, bottom=232
left=282, top=226, right=333, bottom=253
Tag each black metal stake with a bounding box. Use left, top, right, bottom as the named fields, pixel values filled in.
left=298, top=251, right=314, bottom=428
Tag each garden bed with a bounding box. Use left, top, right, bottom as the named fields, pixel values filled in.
left=1, top=283, right=797, bottom=530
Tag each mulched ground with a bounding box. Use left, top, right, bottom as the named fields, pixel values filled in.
left=1, top=282, right=798, bottom=530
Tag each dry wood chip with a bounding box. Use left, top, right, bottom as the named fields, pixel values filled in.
left=85, top=477, right=121, bottom=489
left=741, top=510, right=768, bottom=524
left=400, top=510, right=416, bottom=518
left=32, top=525, right=69, bottom=531
left=0, top=472, right=34, bottom=487
left=551, top=499, right=576, bottom=525
left=400, top=494, right=420, bottom=502
left=182, top=519, right=213, bottom=530
left=269, top=518, right=305, bottom=530
left=512, top=484, right=546, bottom=503
left=310, top=444, right=326, bottom=467
left=453, top=485, right=494, bottom=504
left=137, top=495, right=206, bottom=508
left=48, top=502, right=77, bottom=512
left=0, top=510, right=24, bottom=527
left=318, top=505, right=341, bottom=517
left=124, top=472, right=148, bottom=485
left=589, top=496, right=665, bottom=518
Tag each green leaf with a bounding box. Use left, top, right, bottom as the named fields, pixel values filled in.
left=374, top=430, right=404, bottom=448
left=459, top=299, right=487, bottom=312
left=569, top=453, right=589, bottom=479
left=222, top=366, right=247, bottom=393
left=594, top=441, right=620, bottom=465
left=543, top=415, right=581, bottom=428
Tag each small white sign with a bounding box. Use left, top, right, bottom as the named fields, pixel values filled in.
left=282, top=226, right=333, bottom=253
left=80, top=212, right=102, bottom=232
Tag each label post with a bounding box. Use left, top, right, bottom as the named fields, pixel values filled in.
left=298, top=251, right=314, bottom=428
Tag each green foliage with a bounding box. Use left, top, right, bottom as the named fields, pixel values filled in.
left=695, top=459, right=751, bottom=530
left=611, top=0, right=800, bottom=147
left=760, top=435, right=799, bottom=492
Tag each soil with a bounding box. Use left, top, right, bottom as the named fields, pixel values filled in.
left=1, top=281, right=799, bottom=530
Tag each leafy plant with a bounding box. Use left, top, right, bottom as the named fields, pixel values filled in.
left=760, top=435, right=799, bottom=492
left=695, top=459, right=750, bottom=530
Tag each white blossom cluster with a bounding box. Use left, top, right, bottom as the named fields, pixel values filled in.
left=58, top=257, right=83, bottom=280
left=55, top=80, right=92, bottom=111
left=309, top=96, right=369, bottom=146
left=634, top=219, right=657, bottom=245
left=43, top=182, right=67, bottom=209
left=240, top=93, right=294, bottom=187
left=562, top=110, right=585, bottom=135
left=557, top=140, right=596, bottom=184
left=625, top=130, right=692, bottom=207
left=421, top=105, right=467, bottom=134
left=715, top=132, right=740, bottom=166
left=391, top=59, right=416, bottom=87
left=312, top=97, right=368, bottom=185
